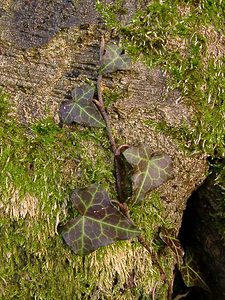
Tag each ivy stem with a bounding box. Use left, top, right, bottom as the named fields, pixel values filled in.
left=96, top=35, right=116, bottom=153
left=95, top=102, right=117, bottom=153
left=96, top=35, right=125, bottom=203
left=97, top=35, right=105, bottom=108
left=96, top=36, right=167, bottom=283
left=111, top=200, right=130, bottom=218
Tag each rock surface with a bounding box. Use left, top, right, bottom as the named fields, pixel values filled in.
left=0, top=0, right=100, bottom=49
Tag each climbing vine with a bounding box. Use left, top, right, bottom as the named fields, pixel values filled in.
left=59, top=37, right=173, bottom=263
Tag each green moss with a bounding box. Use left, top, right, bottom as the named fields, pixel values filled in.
left=1, top=88, right=171, bottom=299
left=103, top=88, right=123, bottom=108
left=3, top=1, right=224, bottom=295
left=131, top=192, right=172, bottom=240
left=95, top=0, right=125, bottom=29
left=144, top=118, right=193, bottom=154
left=0, top=89, right=117, bottom=299
left=97, top=0, right=225, bottom=157
left=95, top=2, right=225, bottom=296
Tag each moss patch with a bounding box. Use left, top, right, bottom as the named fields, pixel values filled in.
left=2, top=0, right=222, bottom=297
left=0, top=88, right=175, bottom=299
left=0, top=89, right=115, bottom=299
left=96, top=0, right=225, bottom=296
left=97, top=0, right=225, bottom=157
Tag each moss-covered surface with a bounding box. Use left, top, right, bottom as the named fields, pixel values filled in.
left=0, top=88, right=176, bottom=299
left=96, top=3, right=225, bottom=291
left=1, top=0, right=224, bottom=298
left=97, top=0, right=225, bottom=157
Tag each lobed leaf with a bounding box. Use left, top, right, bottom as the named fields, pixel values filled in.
left=100, top=43, right=131, bottom=74
left=59, top=83, right=105, bottom=127
left=61, top=184, right=140, bottom=255
left=123, top=145, right=173, bottom=204
left=159, top=227, right=184, bottom=266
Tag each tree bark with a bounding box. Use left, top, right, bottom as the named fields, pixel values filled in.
left=0, top=1, right=208, bottom=299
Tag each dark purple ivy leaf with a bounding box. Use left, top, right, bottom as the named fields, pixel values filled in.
left=100, top=44, right=131, bottom=74
left=123, top=145, right=173, bottom=204
left=59, top=83, right=105, bottom=127
left=61, top=184, right=140, bottom=256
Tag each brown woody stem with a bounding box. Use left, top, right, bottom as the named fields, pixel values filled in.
left=115, top=144, right=129, bottom=203
left=96, top=36, right=166, bottom=285
left=96, top=35, right=124, bottom=202
left=97, top=35, right=105, bottom=107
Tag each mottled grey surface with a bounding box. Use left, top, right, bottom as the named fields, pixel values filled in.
left=0, top=0, right=151, bottom=49
left=0, top=0, right=78, bottom=48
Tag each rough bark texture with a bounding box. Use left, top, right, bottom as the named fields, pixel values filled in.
left=0, top=0, right=206, bottom=226
left=0, top=1, right=209, bottom=299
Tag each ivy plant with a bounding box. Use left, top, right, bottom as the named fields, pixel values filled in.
left=61, top=184, right=140, bottom=255
left=123, top=145, right=173, bottom=204
left=59, top=37, right=173, bottom=257
left=100, top=43, right=131, bottom=73
left=59, top=83, right=105, bottom=127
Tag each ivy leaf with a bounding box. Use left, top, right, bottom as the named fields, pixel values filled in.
left=123, top=145, right=173, bottom=204
left=159, top=227, right=184, bottom=266
left=59, top=83, right=105, bottom=127
left=100, top=43, right=131, bottom=74
left=180, top=253, right=209, bottom=290
left=61, top=184, right=140, bottom=255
